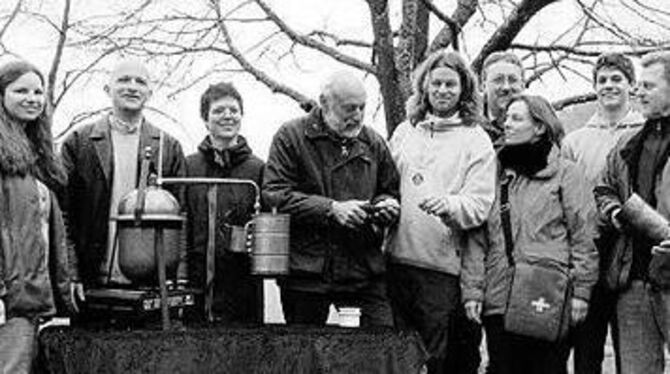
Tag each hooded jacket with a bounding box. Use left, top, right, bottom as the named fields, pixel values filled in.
left=386, top=114, right=496, bottom=277
left=464, top=148, right=598, bottom=314
left=562, top=109, right=643, bottom=187
left=185, top=135, right=263, bottom=286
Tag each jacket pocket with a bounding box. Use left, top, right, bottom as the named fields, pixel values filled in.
left=289, top=229, right=326, bottom=275
left=649, top=252, right=670, bottom=289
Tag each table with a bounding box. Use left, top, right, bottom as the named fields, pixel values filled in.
left=36, top=324, right=428, bottom=374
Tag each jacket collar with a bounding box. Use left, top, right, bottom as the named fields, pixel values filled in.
left=505, top=146, right=561, bottom=181
left=304, top=107, right=373, bottom=146
left=619, top=116, right=669, bottom=166
left=586, top=108, right=644, bottom=130
left=416, top=112, right=463, bottom=133
left=89, top=113, right=160, bottom=183
left=198, top=134, right=252, bottom=170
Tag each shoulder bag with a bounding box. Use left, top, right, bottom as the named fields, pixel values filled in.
left=500, top=176, right=572, bottom=342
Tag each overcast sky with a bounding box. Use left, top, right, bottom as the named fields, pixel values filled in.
left=3, top=0, right=655, bottom=157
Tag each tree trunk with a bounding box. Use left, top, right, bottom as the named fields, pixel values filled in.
left=367, top=0, right=406, bottom=137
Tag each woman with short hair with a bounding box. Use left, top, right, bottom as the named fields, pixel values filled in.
left=185, top=81, right=264, bottom=323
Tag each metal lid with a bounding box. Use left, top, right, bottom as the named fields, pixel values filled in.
left=117, top=186, right=181, bottom=216
left=114, top=214, right=185, bottom=222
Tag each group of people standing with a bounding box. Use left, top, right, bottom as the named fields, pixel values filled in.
left=1, top=45, right=670, bottom=374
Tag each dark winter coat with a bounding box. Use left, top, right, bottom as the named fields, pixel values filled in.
left=185, top=135, right=263, bottom=322
left=262, top=108, right=400, bottom=290
left=60, top=115, right=186, bottom=285
left=594, top=119, right=670, bottom=290
left=0, top=174, right=77, bottom=319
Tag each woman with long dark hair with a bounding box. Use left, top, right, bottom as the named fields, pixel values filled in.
left=0, top=60, right=79, bottom=372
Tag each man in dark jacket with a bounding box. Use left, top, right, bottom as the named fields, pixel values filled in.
left=185, top=82, right=264, bottom=323
left=595, top=51, right=670, bottom=373
left=263, top=71, right=400, bottom=326
left=61, top=60, right=186, bottom=299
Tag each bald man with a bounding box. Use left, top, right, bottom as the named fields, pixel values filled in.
left=61, top=60, right=186, bottom=305
left=263, top=71, right=400, bottom=326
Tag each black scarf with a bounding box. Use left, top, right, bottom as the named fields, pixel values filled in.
left=198, top=135, right=252, bottom=172
left=498, top=136, right=553, bottom=176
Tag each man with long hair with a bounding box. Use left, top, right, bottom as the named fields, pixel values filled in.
left=386, top=50, right=496, bottom=373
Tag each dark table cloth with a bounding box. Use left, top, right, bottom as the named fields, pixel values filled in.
left=36, top=324, right=428, bottom=374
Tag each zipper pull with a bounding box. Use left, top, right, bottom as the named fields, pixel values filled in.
left=341, top=144, right=349, bottom=157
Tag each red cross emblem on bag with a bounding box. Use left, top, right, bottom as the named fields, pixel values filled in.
left=531, top=297, right=551, bottom=313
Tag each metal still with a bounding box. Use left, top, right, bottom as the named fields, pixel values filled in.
left=115, top=185, right=184, bottom=285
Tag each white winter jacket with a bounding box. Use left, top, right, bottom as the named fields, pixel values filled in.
left=386, top=114, right=496, bottom=275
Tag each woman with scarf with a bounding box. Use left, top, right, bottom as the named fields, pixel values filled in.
left=0, top=60, right=79, bottom=372
left=185, top=82, right=264, bottom=323
left=386, top=50, right=496, bottom=373
left=464, top=94, right=598, bottom=373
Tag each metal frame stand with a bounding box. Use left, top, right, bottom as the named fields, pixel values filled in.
left=155, top=226, right=171, bottom=330
left=159, top=177, right=261, bottom=323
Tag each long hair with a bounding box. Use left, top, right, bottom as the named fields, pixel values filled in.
left=0, top=60, right=65, bottom=190
left=506, top=94, right=565, bottom=146
left=406, top=50, right=482, bottom=126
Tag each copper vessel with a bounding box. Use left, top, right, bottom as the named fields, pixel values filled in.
left=115, top=186, right=184, bottom=284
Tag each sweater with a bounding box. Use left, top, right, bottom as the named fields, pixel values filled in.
left=386, top=114, right=496, bottom=275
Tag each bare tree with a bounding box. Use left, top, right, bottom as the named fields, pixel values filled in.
left=5, top=0, right=670, bottom=138
left=199, top=0, right=670, bottom=136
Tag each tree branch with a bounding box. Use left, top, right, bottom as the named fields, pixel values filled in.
left=510, top=43, right=601, bottom=57
left=209, top=0, right=310, bottom=107
left=0, top=0, right=22, bottom=41
left=552, top=92, right=596, bottom=111
left=575, top=0, right=636, bottom=44
left=252, top=0, right=375, bottom=74
left=472, top=0, right=560, bottom=74
left=421, top=0, right=459, bottom=50
left=511, top=43, right=670, bottom=58
left=54, top=46, right=120, bottom=107
left=47, top=0, right=70, bottom=109
left=629, top=0, right=670, bottom=18
left=427, top=0, right=478, bottom=53
left=307, top=30, right=372, bottom=49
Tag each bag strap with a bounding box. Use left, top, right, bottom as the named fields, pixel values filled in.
left=500, top=175, right=515, bottom=267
